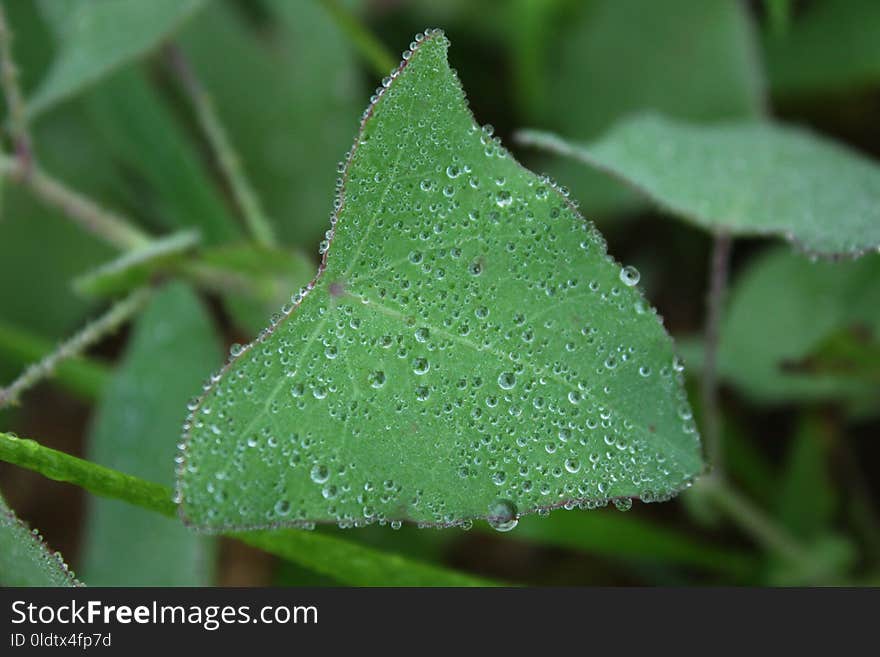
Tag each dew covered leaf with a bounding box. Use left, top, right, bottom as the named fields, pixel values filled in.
left=81, top=283, right=221, bottom=585
left=29, top=0, right=208, bottom=117
left=0, top=492, right=81, bottom=586
left=177, top=32, right=703, bottom=532
left=519, top=115, right=880, bottom=257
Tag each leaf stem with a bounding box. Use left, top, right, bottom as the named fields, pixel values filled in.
left=0, top=320, right=110, bottom=401
left=318, top=0, right=396, bottom=77
left=699, top=476, right=812, bottom=569
left=0, top=154, right=151, bottom=250
left=0, top=5, right=32, bottom=171
left=164, top=45, right=277, bottom=249
left=0, top=288, right=151, bottom=408
left=701, top=231, right=732, bottom=472
left=0, top=431, right=175, bottom=517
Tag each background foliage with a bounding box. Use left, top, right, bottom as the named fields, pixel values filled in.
left=0, top=0, right=878, bottom=586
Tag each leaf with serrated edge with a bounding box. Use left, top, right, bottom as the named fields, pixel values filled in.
left=177, top=31, right=702, bottom=533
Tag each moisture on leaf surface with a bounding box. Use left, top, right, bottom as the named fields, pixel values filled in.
left=177, top=31, right=703, bottom=532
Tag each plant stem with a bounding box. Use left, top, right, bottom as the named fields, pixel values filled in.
left=0, top=154, right=151, bottom=250
left=164, top=45, right=277, bottom=249
left=0, top=320, right=110, bottom=402
left=0, top=288, right=151, bottom=408
left=699, top=476, right=812, bottom=569
left=0, top=431, right=496, bottom=586
left=701, top=231, right=732, bottom=473
left=0, top=432, right=175, bottom=516
left=318, top=0, right=396, bottom=77
left=0, top=5, right=32, bottom=171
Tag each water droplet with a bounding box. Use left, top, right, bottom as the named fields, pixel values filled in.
left=487, top=499, right=518, bottom=532
left=497, top=372, right=517, bottom=390
left=619, top=266, right=640, bottom=287
left=310, top=464, right=330, bottom=484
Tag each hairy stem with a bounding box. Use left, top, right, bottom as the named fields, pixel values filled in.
left=0, top=154, right=151, bottom=250
left=701, top=232, right=732, bottom=472
left=0, top=288, right=151, bottom=408
left=0, top=320, right=110, bottom=401
left=0, top=5, right=32, bottom=171
left=164, top=45, right=277, bottom=249
left=318, top=0, right=396, bottom=77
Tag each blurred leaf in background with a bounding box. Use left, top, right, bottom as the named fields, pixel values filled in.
left=764, top=0, right=880, bottom=99
left=179, top=0, right=364, bottom=247
left=536, top=0, right=764, bottom=215
left=79, top=283, right=221, bottom=585
left=28, top=0, right=208, bottom=117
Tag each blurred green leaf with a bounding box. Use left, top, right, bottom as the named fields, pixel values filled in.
left=510, top=509, right=757, bottom=578
left=776, top=415, right=837, bottom=540
left=536, top=0, right=764, bottom=214
left=764, top=0, right=880, bottom=98
left=74, top=230, right=201, bottom=298
left=782, top=325, right=880, bottom=386
left=719, top=248, right=880, bottom=403
left=198, top=243, right=315, bottom=337
left=178, top=32, right=703, bottom=532
left=83, top=68, right=242, bottom=244
left=179, top=0, right=363, bottom=247
left=0, top=492, right=81, bottom=586
left=29, top=0, right=208, bottom=116
left=519, top=115, right=880, bottom=257
left=80, top=283, right=221, bottom=585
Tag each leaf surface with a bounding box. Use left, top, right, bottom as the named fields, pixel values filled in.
left=178, top=32, right=702, bottom=532
left=519, top=115, right=880, bottom=256
left=0, top=492, right=81, bottom=586
left=80, top=283, right=221, bottom=585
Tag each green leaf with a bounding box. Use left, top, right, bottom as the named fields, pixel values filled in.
left=0, top=491, right=81, bottom=586
left=716, top=248, right=880, bottom=403
left=80, top=283, right=221, bottom=585
left=29, top=0, right=208, bottom=116
left=177, top=31, right=703, bottom=532
left=782, top=325, right=880, bottom=386
left=518, top=115, right=880, bottom=257
left=83, top=68, right=242, bottom=244
left=536, top=0, right=764, bottom=214
left=776, top=415, right=837, bottom=540
left=74, top=230, right=201, bottom=298
left=178, top=0, right=363, bottom=246
left=764, top=0, right=880, bottom=98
